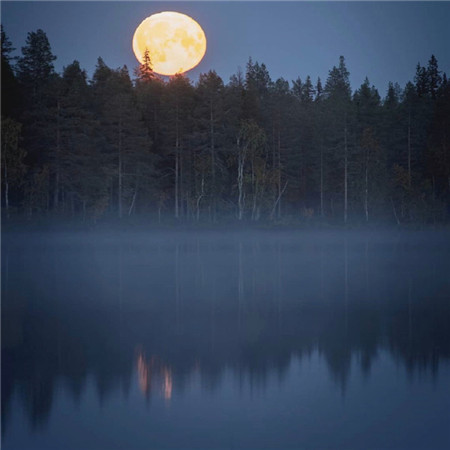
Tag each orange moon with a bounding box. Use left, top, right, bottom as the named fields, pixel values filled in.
left=132, top=11, right=207, bottom=76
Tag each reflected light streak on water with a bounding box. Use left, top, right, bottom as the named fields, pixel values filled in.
left=136, top=351, right=173, bottom=401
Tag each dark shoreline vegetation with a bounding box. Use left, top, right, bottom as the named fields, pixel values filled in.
left=2, top=27, right=450, bottom=228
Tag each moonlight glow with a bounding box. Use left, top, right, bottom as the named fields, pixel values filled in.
left=132, top=11, right=207, bottom=76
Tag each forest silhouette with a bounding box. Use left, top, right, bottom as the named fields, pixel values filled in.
left=2, top=27, right=450, bottom=227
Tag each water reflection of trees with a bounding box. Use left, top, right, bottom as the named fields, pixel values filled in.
left=2, top=232, right=450, bottom=432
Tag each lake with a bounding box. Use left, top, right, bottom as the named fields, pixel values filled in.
left=2, top=230, right=450, bottom=449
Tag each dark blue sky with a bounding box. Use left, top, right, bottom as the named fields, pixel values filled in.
left=2, top=2, right=450, bottom=96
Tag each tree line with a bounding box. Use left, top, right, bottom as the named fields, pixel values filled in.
left=2, top=27, right=450, bottom=225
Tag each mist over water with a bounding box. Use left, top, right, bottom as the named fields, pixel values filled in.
left=2, top=230, right=450, bottom=449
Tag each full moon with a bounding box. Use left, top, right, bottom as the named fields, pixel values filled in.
left=132, top=11, right=207, bottom=76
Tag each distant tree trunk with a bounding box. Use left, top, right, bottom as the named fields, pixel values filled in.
left=153, top=105, right=158, bottom=143
left=344, top=238, right=349, bottom=331
left=250, top=156, right=255, bottom=219
left=3, top=159, right=9, bottom=219
left=109, top=177, right=114, bottom=213
left=251, top=175, right=259, bottom=221
left=70, top=193, right=75, bottom=218
left=174, top=105, right=180, bottom=220
left=158, top=194, right=165, bottom=224
left=210, top=101, right=216, bottom=222
left=196, top=175, right=205, bottom=222
left=272, top=122, right=276, bottom=215
left=54, top=167, right=60, bottom=211
left=344, top=120, right=348, bottom=225
left=272, top=123, right=276, bottom=168
left=118, top=117, right=123, bottom=219
left=47, top=186, right=50, bottom=214
left=175, top=148, right=179, bottom=219
left=391, top=197, right=400, bottom=225
left=175, top=243, right=180, bottom=330
left=237, top=136, right=246, bottom=220
left=320, top=144, right=324, bottom=217
left=238, top=242, right=244, bottom=329
left=180, top=144, right=184, bottom=218
left=364, top=146, right=370, bottom=222
left=277, top=129, right=281, bottom=219
left=270, top=181, right=288, bottom=220
left=408, top=111, right=412, bottom=189
left=54, top=100, right=61, bottom=211
left=128, top=173, right=140, bottom=216
left=27, top=191, right=33, bottom=219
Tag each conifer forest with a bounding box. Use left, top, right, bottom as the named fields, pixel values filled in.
left=2, top=27, right=450, bottom=227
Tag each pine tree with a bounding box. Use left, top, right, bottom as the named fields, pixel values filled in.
left=195, top=70, right=225, bottom=220
left=292, top=77, right=303, bottom=101
left=301, top=76, right=315, bottom=104
left=16, top=29, right=57, bottom=102
left=402, top=82, right=417, bottom=190
left=243, top=58, right=272, bottom=122
left=269, top=77, right=292, bottom=219
left=1, top=25, right=14, bottom=62
left=425, top=68, right=450, bottom=221
left=134, top=49, right=158, bottom=82
left=324, top=56, right=351, bottom=101
left=313, top=82, right=327, bottom=217
left=353, top=78, right=384, bottom=221
left=1, top=26, right=20, bottom=118
left=291, top=75, right=317, bottom=215
left=353, top=78, right=380, bottom=128
left=315, top=77, right=323, bottom=101
left=162, top=74, right=195, bottom=219
left=324, top=56, right=353, bottom=223
left=427, top=55, right=442, bottom=100
left=135, top=55, right=164, bottom=147
left=414, top=63, right=429, bottom=98
left=15, top=29, right=60, bottom=213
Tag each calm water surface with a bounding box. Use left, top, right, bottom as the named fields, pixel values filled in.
left=2, top=230, right=450, bottom=449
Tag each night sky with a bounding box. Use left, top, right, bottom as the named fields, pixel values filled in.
left=2, top=1, right=450, bottom=95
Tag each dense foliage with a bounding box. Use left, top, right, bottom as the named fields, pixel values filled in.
left=2, top=27, right=450, bottom=225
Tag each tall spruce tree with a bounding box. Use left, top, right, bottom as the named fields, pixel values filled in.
left=324, top=56, right=352, bottom=223
left=353, top=78, right=384, bottom=221
left=1, top=26, right=20, bottom=118
left=290, top=75, right=316, bottom=215
left=135, top=51, right=164, bottom=149
left=16, top=29, right=56, bottom=102
left=270, top=77, right=292, bottom=219
left=15, top=29, right=60, bottom=213
left=427, top=55, right=442, bottom=100
left=162, top=74, right=195, bottom=219
left=194, top=70, right=225, bottom=221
